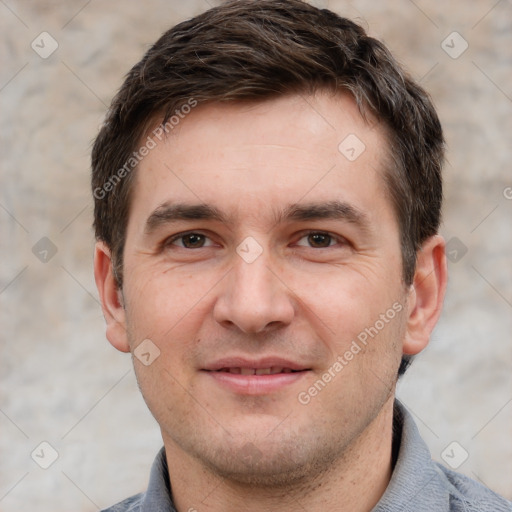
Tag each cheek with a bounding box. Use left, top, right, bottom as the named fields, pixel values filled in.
left=314, top=301, right=407, bottom=412
left=123, top=265, right=217, bottom=341
left=299, top=267, right=408, bottom=383
left=297, top=266, right=401, bottom=331
left=131, top=356, right=197, bottom=433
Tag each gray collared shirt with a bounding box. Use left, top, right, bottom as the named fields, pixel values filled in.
left=101, top=401, right=511, bottom=511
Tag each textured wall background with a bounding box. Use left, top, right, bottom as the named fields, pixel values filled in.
left=1, top=1, right=511, bottom=510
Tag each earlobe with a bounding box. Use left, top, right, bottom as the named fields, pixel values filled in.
left=403, top=235, right=447, bottom=356
left=94, top=241, right=131, bottom=353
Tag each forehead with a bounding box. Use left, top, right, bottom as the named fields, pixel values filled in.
left=153, top=92, right=383, bottom=160
left=130, top=91, right=392, bottom=227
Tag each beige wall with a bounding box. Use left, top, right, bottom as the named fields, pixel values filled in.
left=1, top=1, right=511, bottom=510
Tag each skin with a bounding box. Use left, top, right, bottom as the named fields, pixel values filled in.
left=95, top=91, right=447, bottom=512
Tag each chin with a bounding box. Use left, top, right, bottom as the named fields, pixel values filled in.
left=205, top=445, right=313, bottom=487
left=192, top=430, right=341, bottom=489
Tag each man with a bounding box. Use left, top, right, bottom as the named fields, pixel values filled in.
left=91, top=0, right=511, bottom=510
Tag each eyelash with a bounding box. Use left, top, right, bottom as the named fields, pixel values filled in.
left=163, top=230, right=347, bottom=250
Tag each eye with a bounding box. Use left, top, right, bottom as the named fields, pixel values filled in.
left=166, top=232, right=214, bottom=249
left=295, top=231, right=341, bottom=248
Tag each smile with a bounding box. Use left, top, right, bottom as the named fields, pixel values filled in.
left=203, top=368, right=310, bottom=395
left=213, top=367, right=301, bottom=375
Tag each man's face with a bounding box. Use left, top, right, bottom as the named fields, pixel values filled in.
left=111, top=92, right=412, bottom=483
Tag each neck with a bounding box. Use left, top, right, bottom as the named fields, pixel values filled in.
left=163, top=397, right=395, bottom=512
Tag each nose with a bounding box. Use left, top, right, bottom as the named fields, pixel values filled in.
left=213, top=251, right=295, bottom=334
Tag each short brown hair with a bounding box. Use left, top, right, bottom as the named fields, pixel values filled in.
left=91, top=1, right=444, bottom=350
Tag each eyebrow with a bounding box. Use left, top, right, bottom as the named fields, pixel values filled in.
left=278, top=201, right=369, bottom=228
left=144, top=200, right=370, bottom=235
left=145, top=203, right=227, bottom=234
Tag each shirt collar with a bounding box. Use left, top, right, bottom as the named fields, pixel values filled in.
left=373, top=400, right=452, bottom=511
left=141, top=445, right=176, bottom=512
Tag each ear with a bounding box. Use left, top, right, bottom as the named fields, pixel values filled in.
left=94, top=241, right=130, bottom=353
left=403, top=235, right=447, bottom=356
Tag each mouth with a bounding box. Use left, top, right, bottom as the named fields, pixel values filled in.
left=211, top=367, right=305, bottom=375
left=203, top=356, right=310, bottom=373
left=201, top=358, right=311, bottom=395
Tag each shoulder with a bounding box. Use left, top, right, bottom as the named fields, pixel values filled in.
left=100, top=492, right=144, bottom=512
left=383, top=401, right=512, bottom=512
left=434, top=462, right=512, bottom=511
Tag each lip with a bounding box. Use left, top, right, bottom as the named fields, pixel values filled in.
left=203, top=370, right=310, bottom=395
left=203, top=356, right=309, bottom=372
left=201, top=356, right=311, bottom=395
